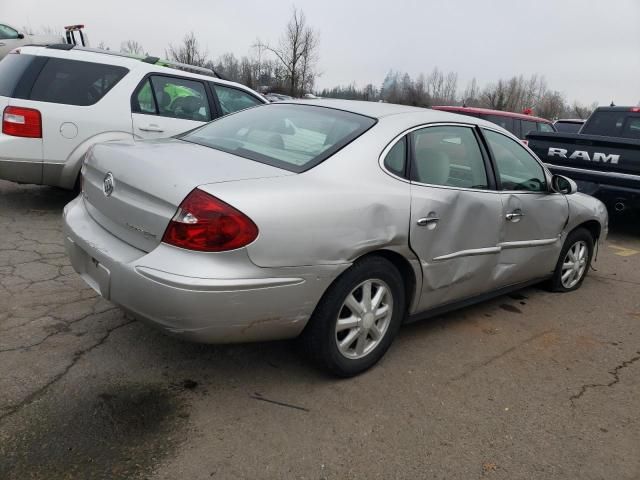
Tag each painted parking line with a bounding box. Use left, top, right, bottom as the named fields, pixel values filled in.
left=609, top=244, right=639, bottom=257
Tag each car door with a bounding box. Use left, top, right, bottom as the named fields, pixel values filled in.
left=0, top=24, right=24, bottom=58
left=482, top=128, right=569, bottom=285
left=407, top=124, right=504, bottom=311
left=131, top=75, right=213, bottom=139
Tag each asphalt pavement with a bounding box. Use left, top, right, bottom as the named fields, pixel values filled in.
left=0, top=179, right=638, bottom=479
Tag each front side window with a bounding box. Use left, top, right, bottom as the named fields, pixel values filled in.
left=29, top=58, right=128, bottom=106
left=383, top=137, right=407, bottom=177
left=0, top=25, right=19, bottom=40
left=411, top=126, right=489, bottom=189
left=182, top=104, right=376, bottom=172
left=148, top=76, right=211, bottom=121
left=483, top=129, right=547, bottom=192
left=213, top=84, right=263, bottom=116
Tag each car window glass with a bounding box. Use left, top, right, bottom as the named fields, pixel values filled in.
left=132, top=79, right=157, bottom=114
left=213, top=84, right=262, bottom=116
left=411, top=126, right=489, bottom=189
left=481, top=114, right=514, bottom=134
left=0, top=25, right=19, bottom=40
left=521, top=120, right=537, bottom=137
left=623, top=117, right=640, bottom=139
left=183, top=104, right=375, bottom=173
left=149, top=76, right=211, bottom=121
left=581, top=111, right=626, bottom=136
left=383, top=137, right=407, bottom=177
left=29, top=58, right=128, bottom=106
left=483, top=129, right=547, bottom=192
left=539, top=122, right=554, bottom=132
left=554, top=122, right=582, bottom=133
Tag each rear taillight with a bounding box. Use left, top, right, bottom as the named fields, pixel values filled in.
left=2, top=107, right=42, bottom=138
left=162, top=189, right=258, bottom=252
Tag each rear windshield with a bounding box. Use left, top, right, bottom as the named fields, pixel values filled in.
left=182, top=104, right=377, bottom=172
left=581, top=111, right=640, bottom=138
left=554, top=122, right=583, bottom=134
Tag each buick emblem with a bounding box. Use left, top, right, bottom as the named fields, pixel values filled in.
left=103, top=172, right=115, bottom=197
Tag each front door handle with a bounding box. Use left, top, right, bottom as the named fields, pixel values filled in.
left=139, top=125, right=164, bottom=133
left=417, top=217, right=440, bottom=227
left=505, top=210, right=525, bottom=222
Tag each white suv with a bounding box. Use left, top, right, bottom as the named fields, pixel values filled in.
left=0, top=45, right=266, bottom=189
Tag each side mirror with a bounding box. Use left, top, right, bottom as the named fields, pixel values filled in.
left=551, top=174, right=577, bottom=195
left=17, top=33, right=25, bottom=39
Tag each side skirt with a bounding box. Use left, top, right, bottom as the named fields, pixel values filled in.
left=405, top=276, right=551, bottom=324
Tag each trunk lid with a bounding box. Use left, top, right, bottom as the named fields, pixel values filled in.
left=83, top=138, right=293, bottom=252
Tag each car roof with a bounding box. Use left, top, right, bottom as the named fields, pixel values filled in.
left=15, top=45, right=266, bottom=98
left=273, top=99, right=506, bottom=131
left=278, top=99, right=434, bottom=118
left=432, top=105, right=552, bottom=123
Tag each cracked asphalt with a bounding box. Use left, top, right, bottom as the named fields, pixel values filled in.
left=1, top=178, right=639, bottom=479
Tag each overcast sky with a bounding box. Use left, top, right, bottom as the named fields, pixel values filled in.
left=3, top=0, right=639, bottom=105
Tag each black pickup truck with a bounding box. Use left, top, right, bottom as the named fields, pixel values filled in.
left=527, top=106, right=640, bottom=212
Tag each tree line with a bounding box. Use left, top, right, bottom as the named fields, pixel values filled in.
left=108, top=8, right=597, bottom=119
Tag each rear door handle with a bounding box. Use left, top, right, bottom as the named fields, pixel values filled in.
left=417, top=217, right=440, bottom=226
left=505, top=210, right=525, bottom=222
left=139, top=125, right=164, bottom=133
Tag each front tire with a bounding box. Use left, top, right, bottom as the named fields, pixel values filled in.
left=301, top=256, right=405, bottom=377
left=550, top=228, right=594, bottom=292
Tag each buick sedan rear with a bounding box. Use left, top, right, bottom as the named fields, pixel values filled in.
left=63, top=100, right=607, bottom=376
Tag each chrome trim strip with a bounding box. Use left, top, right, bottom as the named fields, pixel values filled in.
left=545, top=163, right=640, bottom=182
left=433, top=246, right=501, bottom=261
left=433, top=237, right=559, bottom=261
left=135, top=266, right=304, bottom=292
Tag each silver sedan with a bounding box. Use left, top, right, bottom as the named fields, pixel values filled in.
left=63, top=100, right=608, bottom=376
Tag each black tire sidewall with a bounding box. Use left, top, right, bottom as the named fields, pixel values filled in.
left=551, top=228, right=594, bottom=292
left=307, top=257, right=405, bottom=377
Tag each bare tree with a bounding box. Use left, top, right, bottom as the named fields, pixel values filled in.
left=166, top=32, right=208, bottom=67
left=256, top=8, right=319, bottom=97
left=97, top=41, right=110, bottom=51
left=120, top=40, right=145, bottom=56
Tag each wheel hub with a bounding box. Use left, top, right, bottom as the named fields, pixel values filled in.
left=362, top=312, right=374, bottom=330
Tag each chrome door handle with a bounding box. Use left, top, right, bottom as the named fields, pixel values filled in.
left=505, top=210, right=525, bottom=222
left=139, top=125, right=164, bottom=132
left=417, top=217, right=439, bottom=226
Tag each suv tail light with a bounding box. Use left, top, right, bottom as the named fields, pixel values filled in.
left=162, top=189, right=258, bottom=252
left=2, top=107, right=42, bottom=138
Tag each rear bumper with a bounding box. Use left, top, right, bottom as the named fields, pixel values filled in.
left=63, top=196, right=346, bottom=343
left=0, top=158, right=42, bottom=185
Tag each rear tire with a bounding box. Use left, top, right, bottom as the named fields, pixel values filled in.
left=300, top=256, right=405, bottom=377
left=549, top=228, right=594, bottom=292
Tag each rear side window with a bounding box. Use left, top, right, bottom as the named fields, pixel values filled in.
left=182, top=104, right=376, bottom=173
left=481, top=114, right=514, bottom=134
left=411, top=125, right=489, bottom=189
left=0, top=54, right=46, bottom=98
left=213, top=84, right=263, bottom=115
left=383, top=137, right=407, bottom=177
left=521, top=120, right=537, bottom=137
left=29, top=58, right=128, bottom=106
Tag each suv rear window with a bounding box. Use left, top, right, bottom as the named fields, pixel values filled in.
left=0, top=54, right=46, bottom=98
left=29, top=58, right=128, bottom=106
left=182, top=104, right=376, bottom=172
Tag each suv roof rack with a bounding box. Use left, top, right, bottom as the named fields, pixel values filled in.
left=44, top=44, right=225, bottom=79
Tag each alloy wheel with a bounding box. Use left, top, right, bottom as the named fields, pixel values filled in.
left=561, top=240, right=588, bottom=289
left=335, top=279, right=393, bottom=359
